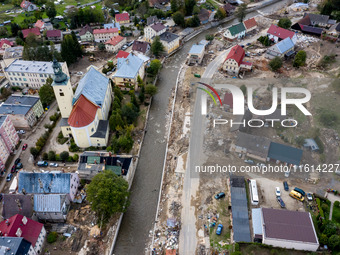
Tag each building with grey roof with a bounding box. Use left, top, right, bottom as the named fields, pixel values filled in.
left=265, top=37, right=295, bottom=59
left=188, top=44, right=205, bottom=65
left=0, top=237, right=32, bottom=255
left=18, top=172, right=79, bottom=201
left=304, top=138, right=319, bottom=151
left=147, top=15, right=159, bottom=26
left=159, top=32, right=180, bottom=54
left=0, top=95, right=44, bottom=129
left=305, top=13, right=336, bottom=27
left=1, top=46, right=23, bottom=68
left=34, top=194, right=70, bottom=222
left=267, top=142, right=303, bottom=166
left=3, top=59, right=69, bottom=88
left=2, top=194, right=33, bottom=220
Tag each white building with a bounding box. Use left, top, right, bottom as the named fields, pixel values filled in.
left=93, top=28, right=119, bottom=43
left=105, top=35, right=127, bottom=52
left=144, top=22, right=166, bottom=43
left=3, top=59, right=69, bottom=88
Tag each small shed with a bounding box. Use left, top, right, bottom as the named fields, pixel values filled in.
left=304, top=138, right=319, bottom=151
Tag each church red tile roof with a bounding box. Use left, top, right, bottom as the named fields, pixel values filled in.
left=68, top=95, right=98, bottom=128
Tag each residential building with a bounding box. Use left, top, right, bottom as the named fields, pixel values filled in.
left=222, top=3, right=235, bottom=15
left=2, top=194, right=33, bottom=219
left=79, top=24, right=94, bottom=42
left=116, top=50, right=130, bottom=59
left=46, top=29, right=63, bottom=42
left=77, top=151, right=134, bottom=180
left=0, top=96, right=43, bottom=129
left=34, top=20, right=44, bottom=30
left=265, top=37, right=295, bottom=59
left=144, top=23, right=166, bottom=43
left=3, top=59, right=69, bottom=88
left=289, top=2, right=309, bottom=12
left=20, top=0, right=37, bottom=11
left=115, top=13, right=130, bottom=24
left=18, top=172, right=79, bottom=201
left=148, top=0, right=169, bottom=8
left=2, top=46, right=23, bottom=67
left=159, top=32, right=180, bottom=54
left=252, top=208, right=319, bottom=251
left=132, top=40, right=150, bottom=55
left=52, top=62, right=112, bottom=148
left=304, top=138, right=319, bottom=151
left=105, top=35, right=126, bottom=52
left=223, top=22, right=246, bottom=40
left=0, top=116, right=19, bottom=172
left=291, top=22, right=323, bottom=37
left=0, top=39, right=13, bottom=50
left=198, top=8, right=211, bottom=24
left=22, top=28, right=40, bottom=39
left=103, top=22, right=121, bottom=32
left=267, top=142, right=303, bottom=167
left=304, top=13, right=336, bottom=27
left=243, top=17, right=257, bottom=33
left=34, top=194, right=70, bottom=222
left=188, top=43, right=205, bottom=65
left=0, top=237, right=33, bottom=255
left=0, top=214, right=46, bottom=254
left=93, top=28, right=119, bottom=43
left=328, top=22, right=340, bottom=37
left=222, top=45, right=252, bottom=75
left=267, top=24, right=297, bottom=44
left=113, top=53, right=146, bottom=90
left=147, top=15, right=159, bottom=26
left=233, top=133, right=271, bottom=162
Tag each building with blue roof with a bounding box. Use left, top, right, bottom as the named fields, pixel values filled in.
left=18, top=172, right=79, bottom=201
left=113, top=53, right=146, bottom=90
left=0, top=237, right=32, bottom=255
left=52, top=60, right=112, bottom=148
left=188, top=43, right=206, bottom=65
left=265, top=37, right=295, bottom=59
left=104, top=22, right=120, bottom=31
left=34, top=194, right=70, bottom=222
left=0, top=95, right=44, bottom=128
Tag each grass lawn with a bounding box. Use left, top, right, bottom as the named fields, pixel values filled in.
left=0, top=3, right=14, bottom=12
left=206, top=0, right=219, bottom=10
left=55, top=0, right=100, bottom=15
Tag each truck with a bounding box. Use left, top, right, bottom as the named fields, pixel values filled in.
left=9, top=177, right=17, bottom=193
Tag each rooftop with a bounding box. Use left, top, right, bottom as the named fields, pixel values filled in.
left=225, top=45, right=245, bottom=65
left=2, top=194, right=33, bottom=220
left=147, top=16, right=159, bottom=26
left=79, top=24, right=93, bottom=36
left=68, top=95, right=98, bottom=128
left=267, top=24, right=295, bottom=40
left=34, top=194, right=67, bottom=212
left=21, top=28, right=40, bottom=38
left=18, top=172, right=72, bottom=195
left=235, top=133, right=271, bottom=159
left=159, top=31, right=179, bottom=43
left=150, top=22, right=166, bottom=32
left=46, top=29, right=62, bottom=37
left=269, top=37, right=295, bottom=54
left=132, top=41, right=150, bottom=54
left=105, top=35, right=124, bottom=46
left=305, top=13, right=330, bottom=24
left=243, top=17, right=257, bottom=29
left=115, top=12, right=130, bottom=22
left=93, top=27, right=119, bottom=34
left=0, top=237, right=31, bottom=255
left=114, top=53, right=144, bottom=79
left=0, top=95, right=40, bottom=116
left=116, top=50, right=130, bottom=59
left=268, top=142, right=303, bottom=166
left=262, top=208, right=318, bottom=244
left=3, top=46, right=23, bottom=59
left=5, top=59, right=62, bottom=74
left=0, top=39, right=13, bottom=49
left=103, top=22, right=120, bottom=30
left=188, top=44, right=205, bottom=55
left=227, top=22, right=246, bottom=36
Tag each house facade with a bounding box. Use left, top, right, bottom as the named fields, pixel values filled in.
left=22, top=28, right=40, bottom=39
left=115, top=13, right=130, bottom=24
left=52, top=61, right=112, bottom=148
left=144, top=23, right=166, bottom=43
left=267, top=24, right=297, bottom=44
left=0, top=116, right=19, bottom=172
left=93, top=28, right=119, bottom=43
left=105, top=35, right=126, bottom=52
left=243, top=17, right=257, bottom=33
left=79, top=24, right=94, bottom=42
left=0, top=39, right=13, bottom=50
left=0, top=96, right=44, bottom=129
left=34, top=194, right=70, bottom=222
left=265, top=37, right=295, bottom=59
left=20, top=0, right=37, bottom=11
left=188, top=44, right=205, bottom=65
left=222, top=45, right=248, bottom=75
left=159, top=32, right=180, bottom=54
left=46, top=29, right=63, bottom=42
left=223, top=22, right=246, bottom=40
left=132, top=40, right=150, bottom=55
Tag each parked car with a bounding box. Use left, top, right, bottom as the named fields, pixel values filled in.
left=17, top=130, right=25, bottom=134
left=37, top=161, right=48, bottom=167
left=16, top=163, right=23, bottom=169
left=14, top=158, right=20, bottom=165
left=6, top=173, right=12, bottom=182
left=307, top=193, right=313, bottom=201
left=275, top=187, right=281, bottom=197
left=11, top=165, right=16, bottom=173
left=22, top=144, right=28, bottom=150
left=244, top=159, right=254, bottom=165
left=122, top=45, right=128, bottom=50
left=214, top=192, right=225, bottom=199
left=49, top=163, right=59, bottom=167
left=294, top=187, right=305, bottom=196
left=277, top=196, right=286, bottom=208
left=216, top=224, right=223, bottom=235
left=0, top=193, right=3, bottom=201
left=283, top=181, right=289, bottom=191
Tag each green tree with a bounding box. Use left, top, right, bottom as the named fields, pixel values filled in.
left=185, top=0, right=196, bottom=15
left=186, top=15, right=200, bottom=27
left=328, top=235, right=340, bottom=250
left=172, top=11, right=185, bottom=27
left=61, top=33, right=82, bottom=65
left=319, top=111, right=338, bottom=127
left=148, top=59, right=162, bottom=75
left=39, top=78, right=55, bottom=107
left=295, top=136, right=305, bottom=147
left=48, top=151, right=56, bottom=161
left=278, top=18, right=292, bottom=29
left=215, top=7, right=227, bottom=20
left=293, top=50, right=307, bottom=67
left=98, top=43, right=105, bottom=51
left=86, top=171, right=130, bottom=223
left=235, top=3, right=247, bottom=22
left=30, top=147, right=39, bottom=158
left=0, top=27, right=7, bottom=37
left=171, top=0, right=179, bottom=13
left=60, top=151, right=69, bottom=162
left=139, top=85, right=145, bottom=103
left=109, top=111, right=124, bottom=132
left=121, top=103, right=139, bottom=124
left=46, top=1, right=57, bottom=20
left=193, top=5, right=200, bottom=15
left=205, top=34, right=214, bottom=41
left=145, top=84, right=158, bottom=96
left=11, top=23, right=20, bottom=37
left=151, top=36, right=164, bottom=57
left=268, top=57, right=282, bottom=72
left=113, top=87, right=124, bottom=101
left=320, top=234, right=328, bottom=245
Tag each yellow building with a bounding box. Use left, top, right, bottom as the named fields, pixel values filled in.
left=52, top=61, right=112, bottom=148
left=159, top=32, right=180, bottom=54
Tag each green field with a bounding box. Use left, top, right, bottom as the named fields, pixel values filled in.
left=55, top=0, right=101, bottom=14
left=0, top=3, right=14, bottom=12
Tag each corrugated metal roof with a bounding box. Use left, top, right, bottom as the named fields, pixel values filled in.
left=114, top=54, right=144, bottom=79
left=252, top=208, right=263, bottom=236
left=268, top=142, right=303, bottom=166
left=274, top=37, right=295, bottom=54
left=34, top=194, right=65, bottom=212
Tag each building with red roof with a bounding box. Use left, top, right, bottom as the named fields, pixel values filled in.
left=93, top=27, right=119, bottom=43
left=34, top=20, right=44, bottom=30
left=0, top=214, right=46, bottom=254
left=22, top=27, right=40, bottom=38
left=115, top=13, right=130, bottom=24
left=243, top=17, right=257, bottom=32
left=116, top=50, right=130, bottom=59
left=105, top=35, right=126, bottom=52
left=0, top=39, right=13, bottom=50
left=68, top=95, right=99, bottom=128
left=222, top=45, right=252, bottom=75
left=20, top=0, right=37, bottom=11
left=46, top=29, right=63, bottom=41
left=267, top=24, right=297, bottom=44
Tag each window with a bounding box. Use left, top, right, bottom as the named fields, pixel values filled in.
left=59, top=92, right=64, bottom=96
left=40, top=74, right=43, bottom=77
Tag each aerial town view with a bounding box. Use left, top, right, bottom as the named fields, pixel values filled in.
left=0, top=0, right=338, bottom=254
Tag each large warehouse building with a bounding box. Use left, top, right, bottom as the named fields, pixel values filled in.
left=252, top=208, right=319, bottom=251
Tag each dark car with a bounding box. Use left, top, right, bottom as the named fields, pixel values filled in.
left=16, top=163, right=23, bottom=169
left=0, top=194, right=3, bottom=202
left=11, top=165, right=16, bottom=173
left=14, top=158, right=20, bottom=165
left=277, top=197, right=286, bottom=208
left=214, top=192, right=225, bottom=199
left=294, top=187, right=305, bottom=196
left=6, top=173, right=12, bottom=182
left=283, top=181, right=289, bottom=191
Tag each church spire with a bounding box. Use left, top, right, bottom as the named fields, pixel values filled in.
left=52, top=59, right=68, bottom=84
